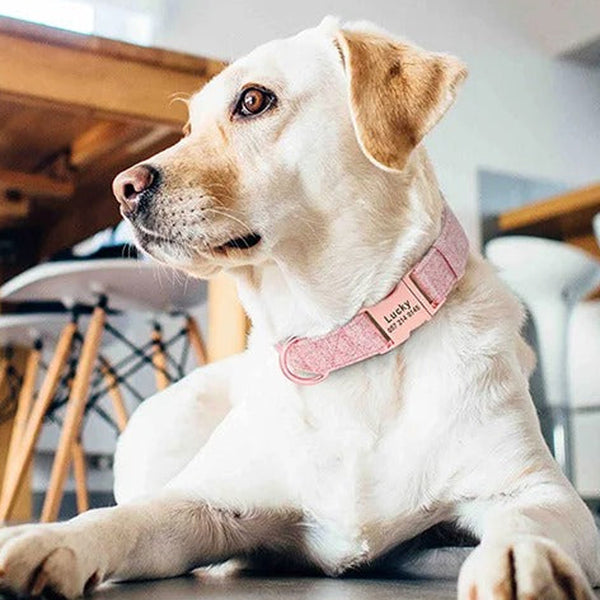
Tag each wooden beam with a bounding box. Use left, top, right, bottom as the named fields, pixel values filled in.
left=38, top=130, right=182, bottom=258
left=0, top=168, right=73, bottom=199
left=0, top=17, right=226, bottom=77
left=124, top=126, right=174, bottom=155
left=0, top=197, right=30, bottom=223
left=70, top=121, right=137, bottom=168
left=38, top=192, right=118, bottom=259
left=0, top=20, right=225, bottom=127
left=498, top=183, right=600, bottom=232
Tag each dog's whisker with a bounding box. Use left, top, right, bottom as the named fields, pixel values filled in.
left=202, top=208, right=255, bottom=238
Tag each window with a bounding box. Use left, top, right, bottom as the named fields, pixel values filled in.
left=0, top=0, right=162, bottom=45
left=0, top=0, right=95, bottom=34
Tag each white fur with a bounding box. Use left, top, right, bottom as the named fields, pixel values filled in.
left=1, top=18, right=598, bottom=600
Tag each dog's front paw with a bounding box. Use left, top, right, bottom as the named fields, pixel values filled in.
left=458, top=536, right=594, bottom=600
left=0, top=524, right=101, bottom=599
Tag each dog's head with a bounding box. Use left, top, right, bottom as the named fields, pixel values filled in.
left=113, top=18, right=467, bottom=281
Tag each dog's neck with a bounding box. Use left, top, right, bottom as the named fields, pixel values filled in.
left=231, top=149, right=446, bottom=345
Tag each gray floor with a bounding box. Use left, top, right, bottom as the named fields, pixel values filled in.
left=93, top=575, right=458, bottom=600
left=2, top=572, right=600, bottom=598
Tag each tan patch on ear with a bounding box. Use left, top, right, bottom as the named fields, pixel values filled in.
left=336, top=30, right=467, bottom=171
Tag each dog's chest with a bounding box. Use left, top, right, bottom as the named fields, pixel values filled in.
left=287, top=369, right=444, bottom=571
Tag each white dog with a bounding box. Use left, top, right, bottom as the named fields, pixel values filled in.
left=1, top=17, right=598, bottom=600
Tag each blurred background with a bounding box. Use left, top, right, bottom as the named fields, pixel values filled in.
left=0, top=0, right=598, bottom=522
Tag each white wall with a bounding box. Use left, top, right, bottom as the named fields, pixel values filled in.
left=154, top=0, right=600, bottom=246
left=491, top=0, right=600, bottom=56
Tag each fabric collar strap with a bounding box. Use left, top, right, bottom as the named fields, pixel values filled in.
left=277, top=205, right=469, bottom=385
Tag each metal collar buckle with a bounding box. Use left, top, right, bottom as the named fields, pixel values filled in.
left=363, top=272, right=442, bottom=350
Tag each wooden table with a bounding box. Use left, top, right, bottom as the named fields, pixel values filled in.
left=0, top=16, right=225, bottom=273
left=0, top=18, right=247, bottom=520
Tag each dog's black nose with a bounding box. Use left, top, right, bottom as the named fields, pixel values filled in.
left=112, top=164, right=157, bottom=217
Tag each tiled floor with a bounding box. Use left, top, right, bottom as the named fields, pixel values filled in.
left=93, top=575, right=458, bottom=600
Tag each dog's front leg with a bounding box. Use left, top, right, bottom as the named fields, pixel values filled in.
left=457, top=480, right=600, bottom=599
left=0, top=492, right=299, bottom=599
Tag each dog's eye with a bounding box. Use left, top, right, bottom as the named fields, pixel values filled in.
left=234, top=87, right=276, bottom=118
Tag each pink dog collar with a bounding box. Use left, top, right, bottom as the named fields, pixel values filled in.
left=277, top=206, right=469, bottom=385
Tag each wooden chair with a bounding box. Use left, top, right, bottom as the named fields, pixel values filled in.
left=0, top=260, right=224, bottom=523
left=0, top=314, right=72, bottom=522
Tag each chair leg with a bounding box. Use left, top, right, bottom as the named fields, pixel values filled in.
left=0, top=322, right=76, bottom=522
left=186, top=316, right=207, bottom=366
left=41, top=304, right=105, bottom=523
left=100, top=361, right=128, bottom=433
left=2, top=344, right=41, bottom=505
left=151, top=324, right=170, bottom=391
left=71, top=438, right=89, bottom=514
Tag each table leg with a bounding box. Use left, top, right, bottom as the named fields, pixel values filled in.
left=207, top=273, right=248, bottom=362
left=186, top=315, right=207, bottom=366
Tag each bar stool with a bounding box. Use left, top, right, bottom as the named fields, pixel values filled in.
left=486, top=236, right=600, bottom=480
left=0, top=259, right=208, bottom=522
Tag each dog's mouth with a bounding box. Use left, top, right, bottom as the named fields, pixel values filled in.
left=215, top=232, right=262, bottom=253
left=132, top=222, right=262, bottom=264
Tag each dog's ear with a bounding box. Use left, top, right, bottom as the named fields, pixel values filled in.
left=335, top=28, right=467, bottom=171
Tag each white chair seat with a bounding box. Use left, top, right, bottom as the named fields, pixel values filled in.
left=0, top=259, right=206, bottom=312
left=485, top=236, right=600, bottom=301
left=593, top=213, right=600, bottom=248
left=486, top=236, right=600, bottom=482
left=486, top=237, right=599, bottom=402
left=0, top=314, right=70, bottom=347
